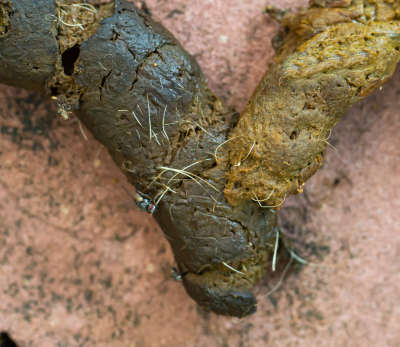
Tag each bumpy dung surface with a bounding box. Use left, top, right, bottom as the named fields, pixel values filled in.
left=225, top=0, right=400, bottom=207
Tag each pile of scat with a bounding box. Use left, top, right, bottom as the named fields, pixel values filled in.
left=0, top=0, right=399, bottom=317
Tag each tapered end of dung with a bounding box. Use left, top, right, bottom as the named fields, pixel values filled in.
left=182, top=273, right=257, bottom=317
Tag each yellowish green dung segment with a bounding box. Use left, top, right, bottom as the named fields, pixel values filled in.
left=225, top=0, right=400, bottom=207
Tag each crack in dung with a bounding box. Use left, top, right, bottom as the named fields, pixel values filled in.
left=99, top=69, right=113, bottom=101
left=125, top=40, right=172, bottom=92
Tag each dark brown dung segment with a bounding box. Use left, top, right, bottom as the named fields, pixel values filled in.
left=0, top=0, right=58, bottom=91
left=75, top=0, right=276, bottom=316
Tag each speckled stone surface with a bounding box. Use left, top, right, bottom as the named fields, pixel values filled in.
left=1, top=0, right=399, bottom=346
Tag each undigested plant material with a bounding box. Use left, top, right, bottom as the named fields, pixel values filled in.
left=0, top=0, right=399, bottom=317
